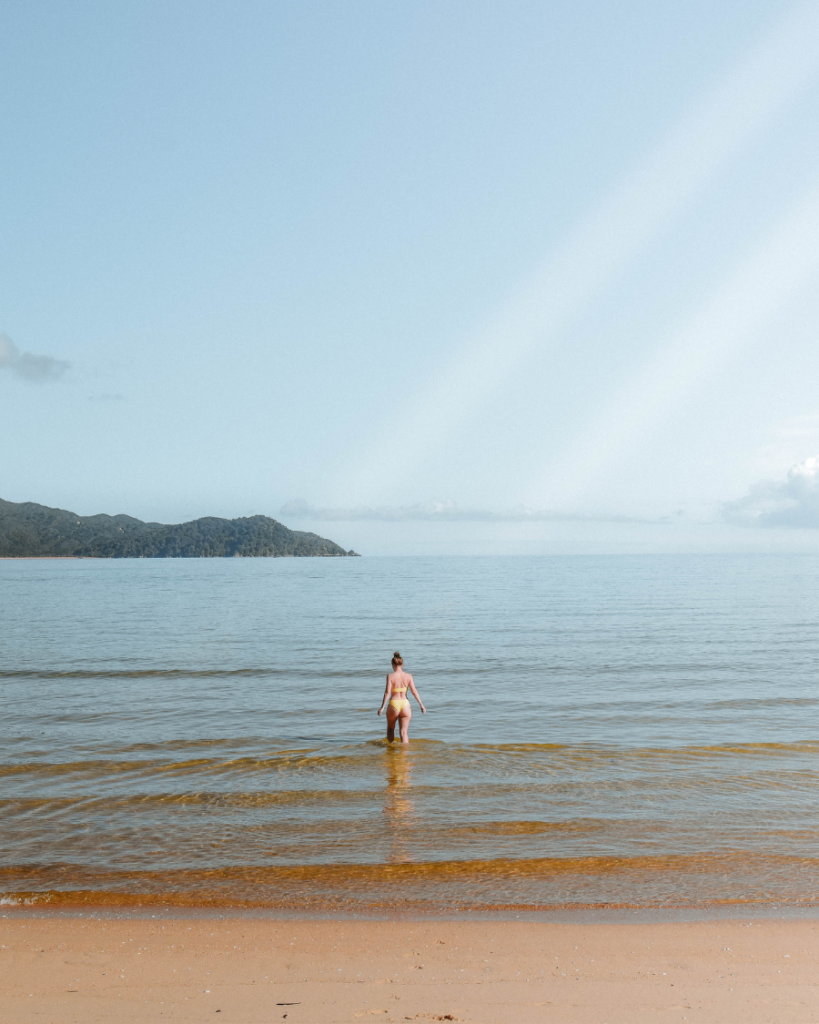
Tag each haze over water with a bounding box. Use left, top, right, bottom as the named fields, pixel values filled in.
left=2, top=555, right=819, bottom=913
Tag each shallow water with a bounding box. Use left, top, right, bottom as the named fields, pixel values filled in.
left=2, top=555, right=819, bottom=911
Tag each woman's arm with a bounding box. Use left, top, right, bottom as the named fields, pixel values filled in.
left=377, top=675, right=392, bottom=716
left=408, top=675, right=426, bottom=713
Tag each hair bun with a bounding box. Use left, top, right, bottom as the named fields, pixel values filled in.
left=392, top=651, right=403, bottom=665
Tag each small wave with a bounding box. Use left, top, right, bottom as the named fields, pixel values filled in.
left=449, top=819, right=609, bottom=836
left=4, top=853, right=819, bottom=912
left=0, top=789, right=381, bottom=811
left=0, top=666, right=376, bottom=680
left=468, top=740, right=819, bottom=758
left=2, top=738, right=818, bottom=780
left=0, top=893, right=49, bottom=906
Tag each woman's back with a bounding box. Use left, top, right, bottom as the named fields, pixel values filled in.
left=388, top=668, right=412, bottom=693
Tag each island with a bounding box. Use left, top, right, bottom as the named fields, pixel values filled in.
left=0, top=498, right=357, bottom=558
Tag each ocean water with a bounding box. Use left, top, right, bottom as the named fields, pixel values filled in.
left=2, top=554, right=819, bottom=913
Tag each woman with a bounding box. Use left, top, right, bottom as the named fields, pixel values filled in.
left=377, top=652, right=425, bottom=744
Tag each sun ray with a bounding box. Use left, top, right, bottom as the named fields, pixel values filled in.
left=526, top=178, right=819, bottom=508
left=331, top=1, right=819, bottom=505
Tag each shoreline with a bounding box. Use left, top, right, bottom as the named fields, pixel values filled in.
left=4, top=893, right=819, bottom=924
left=3, top=913, right=818, bottom=1023
left=6, top=851, right=819, bottom=910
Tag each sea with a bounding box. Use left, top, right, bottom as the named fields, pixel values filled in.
left=2, top=554, right=819, bottom=915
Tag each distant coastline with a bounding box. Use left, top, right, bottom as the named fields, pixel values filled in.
left=0, top=498, right=358, bottom=558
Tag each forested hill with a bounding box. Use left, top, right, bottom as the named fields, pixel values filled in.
left=0, top=499, right=357, bottom=558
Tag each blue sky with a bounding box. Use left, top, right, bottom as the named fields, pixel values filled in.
left=3, top=0, right=819, bottom=553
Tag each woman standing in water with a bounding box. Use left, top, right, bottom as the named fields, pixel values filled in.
left=377, top=652, right=425, bottom=744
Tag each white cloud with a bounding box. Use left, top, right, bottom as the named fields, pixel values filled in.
left=724, top=456, right=819, bottom=526
left=752, top=412, right=819, bottom=477
left=281, top=498, right=665, bottom=524
left=0, top=332, right=69, bottom=382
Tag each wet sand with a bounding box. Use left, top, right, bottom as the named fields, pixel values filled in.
left=2, top=914, right=818, bottom=1023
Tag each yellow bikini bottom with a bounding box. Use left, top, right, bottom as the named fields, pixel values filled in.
left=389, top=697, right=409, bottom=712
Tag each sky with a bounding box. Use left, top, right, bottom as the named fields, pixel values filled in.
left=3, top=0, right=819, bottom=554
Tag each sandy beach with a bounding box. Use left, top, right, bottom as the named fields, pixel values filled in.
left=2, top=914, right=818, bottom=1023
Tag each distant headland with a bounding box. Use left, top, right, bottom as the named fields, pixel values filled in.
left=0, top=498, right=358, bottom=558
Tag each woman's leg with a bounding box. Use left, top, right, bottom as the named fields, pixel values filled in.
left=386, top=705, right=399, bottom=742
left=398, top=707, right=412, bottom=744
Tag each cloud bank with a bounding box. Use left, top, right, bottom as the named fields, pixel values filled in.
left=0, top=332, right=69, bottom=382
left=724, top=456, right=819, bottom=527
left=281, top=499, right=664, bottom=524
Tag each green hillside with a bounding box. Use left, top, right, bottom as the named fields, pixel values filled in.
left=0, top=498, right=357, bottom=558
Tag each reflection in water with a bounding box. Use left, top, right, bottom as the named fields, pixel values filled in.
left=383, top=748, right=415, bottom=863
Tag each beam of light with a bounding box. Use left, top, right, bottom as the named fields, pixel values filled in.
left=525, top=178, right=819, bottom=509
left=331, top=1, right=819, bottom=504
